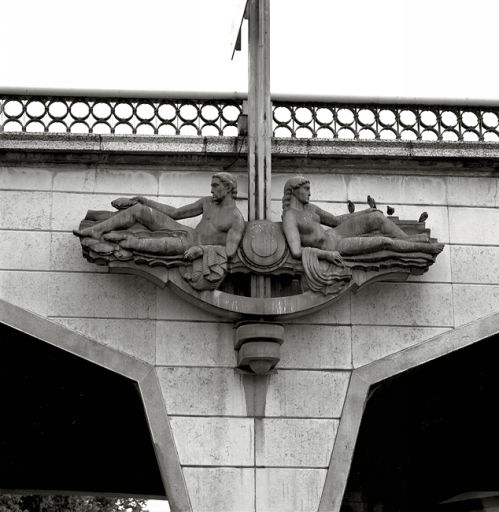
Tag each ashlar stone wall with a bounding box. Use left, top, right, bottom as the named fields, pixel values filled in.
left=1, top=137, right=499, bottom=512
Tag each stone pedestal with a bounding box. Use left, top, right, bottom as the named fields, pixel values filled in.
left=235, top=322, right=284, bottom=375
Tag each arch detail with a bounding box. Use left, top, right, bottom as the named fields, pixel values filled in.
left=319, top=311, right=499, bottom=512
left=0, top=299, right=192, bottom=512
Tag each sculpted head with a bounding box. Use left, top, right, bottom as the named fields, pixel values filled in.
left=282, top=175, right=310, bottom=212
left=212, top=172, right=238, bottom=201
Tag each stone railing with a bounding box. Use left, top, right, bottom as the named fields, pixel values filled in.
left=1, top=90, right=499, bottom=142
left=0, top=93, right=242, bottom=137
left=272, top=101, right=499, bottom=142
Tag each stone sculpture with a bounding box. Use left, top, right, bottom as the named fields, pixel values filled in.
left=74, top=173, right=445, bottom=373
left=74, top=173, right=444, bottom=315
left=74, top=172, right=245, bottom=290
left=281, top=175, right=444, bottom=294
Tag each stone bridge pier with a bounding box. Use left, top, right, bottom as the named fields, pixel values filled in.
left=2, top=93, right=499, bottom=511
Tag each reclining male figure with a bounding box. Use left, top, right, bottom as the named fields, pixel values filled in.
left=74, top=172, right=245, bottom=261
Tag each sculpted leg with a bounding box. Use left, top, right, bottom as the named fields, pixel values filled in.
left=74, top=204, right=150, bottom=239
left=336, top=236, right=443, bottom=256
left=74, top=204, right=182, bottom=239
left=335, top=211, right=410, bottom=239
left=119, top=235, right=187, bottom=256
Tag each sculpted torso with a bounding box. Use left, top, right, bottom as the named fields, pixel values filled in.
left=281, top=176, right=444, bottom=260
left=196, top=198, right=241, bottom=246
left=290, top=205, right=328, bottom=250
left=74, top=172, right=245, bottom=260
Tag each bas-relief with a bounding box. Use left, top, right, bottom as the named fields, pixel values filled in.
left=74, top=173, right=444, bottom=373
left=74, top=172, right=244, bottom=292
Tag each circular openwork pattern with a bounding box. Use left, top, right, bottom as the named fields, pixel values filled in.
left=271, top=102, right=499, bottom=142
left=0, top=96, right=242, bottom=136
left=1, top=95, right=499, bottom=143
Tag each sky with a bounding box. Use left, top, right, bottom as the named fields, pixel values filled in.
left=3, top=0, right=499, bottom=102
left=145, top=499, right=170, bottom=512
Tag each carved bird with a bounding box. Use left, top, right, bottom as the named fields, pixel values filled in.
left=367, top=195, right=377, bottom=209
left=418, top=211, right=429, bottom=223
left=387, top=205, right=395, bottom=215
left=347, top=200, right=355, bottom=213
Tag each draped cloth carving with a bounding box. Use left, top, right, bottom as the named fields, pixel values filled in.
left=301, top=247, right=352, bottom=296
left=72, top=174, right=446, bottom=320
left=180, top=245, right=228, bottom=291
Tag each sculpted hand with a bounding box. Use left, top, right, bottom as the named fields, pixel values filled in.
left=329, top=250, right=344, bottom=265
left=184, top=245, right=203, bottom=261
left=319, top=250, right=344, bottom=265
left=112, top=197, right=141, bottom=210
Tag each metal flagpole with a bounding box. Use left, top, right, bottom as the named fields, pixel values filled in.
left=247, top=0, right=272, bottom=297
left=229, top=0, right=272, bottom=298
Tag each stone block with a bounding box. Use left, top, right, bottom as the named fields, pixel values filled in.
left=352, top=325, right=451, bottom=367
left=233, top=173, right=249, bottom=200
left=94, top=168, right=158, bottom=195
left=271, top=173, right=348, bottom=202
left=347, top=175, right=403, bottom=204
left=449, top=207, right=499, bottom=245
left=236, top=198, right=249, bottom=220
left=158, top=367, right=246, bottom=416
left=447, top=176, right=497, bottom=207
left=256, top=418, right=338, bottom=467
left=171, top=417, right=254, bottom=466
left=280, top=324, right=351, bottom=369
left=156, top=288, right=215, bottom=322
left=159, top=171, right=210, bottom=197
left=51, top=192, right=128, bottom=231
left=269, top=199, right=284, bottom=222
left=0, top=166, right=52, bottom=190
left=351, top=282, right=453, bottom=327
left=0, top=191, right=51, bottom=230
left=159, top=171, right=247, bottom=199
left=149, top=196, right=204, bottom=229
left=256, top=468, right=327, bottom=512
left=347, top=175, right=446, bottom=205
left=453, top=284, right=499, bottom=327
left=0, top=270, right=48, bottom=316
left=0, top=231, right=50, bottom=270
left=48, top=273, right=156, bottom=319
left=407, top=244, right=451, bottom=283
left=387, top=204, right=449, bottom=243
left=400, top=176, right=447, bottom=205
left=451, top=245, right=499, bottom=284
left=54, top=317, right=155, bottom=364
left=53, top=169, right=96, bottom=192
left=289, top=293, right=351, bottom=325
left=156, top=321, right=236, bottom=366
left=50, top=232, right=107, bottom=273
left=265, top=370, right=350, bottom=418
left=183, top=467, right=255, bottom=512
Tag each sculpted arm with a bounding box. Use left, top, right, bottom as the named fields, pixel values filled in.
left=336, top=208, right=380, bottom=223
left=115, top=196, right=205, bottom=219
left=140, top=196, right=205, bottom=219
left=314, top=205, right=341, bottom=228
left=225, top=211, right=245, bottom=259
left=315, top=204, right=381, bottom=226
left=282, top=210, right=303, bottom=259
